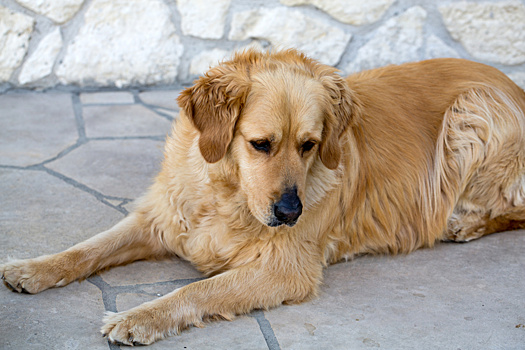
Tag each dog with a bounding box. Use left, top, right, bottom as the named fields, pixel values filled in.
left=2, top=49, right=525, bottom=345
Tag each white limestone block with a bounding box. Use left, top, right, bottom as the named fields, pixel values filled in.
left=178, top=0, right=231, bottom=39
left=280, top=0, right=394, bottom=25
left=439, top=1, right=525, bottom=65
left=18, top=28, right=63, bottom=85
left=189, top=42, right=265, bottom=76
left=229, top=7, right=350, bottom=66
left=346, top=6, right=426, bottom=73
left=190, top=48, right=230, bottom=76
left=0, top=6, right=34, bottom=82
left=56, top=0, right=183, bottom=88
left=15, top=0, right=84, bottom=24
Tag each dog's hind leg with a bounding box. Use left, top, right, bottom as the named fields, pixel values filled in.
left=0, top=212, right=168, bottom=294
left=446, top=206, right=525, bottom=242
left=441, top=85, right=525, bottom=242
left=446, top=168, right=525, bottom=242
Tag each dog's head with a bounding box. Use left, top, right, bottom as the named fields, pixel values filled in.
left=178, top=49, right=353, bottom=227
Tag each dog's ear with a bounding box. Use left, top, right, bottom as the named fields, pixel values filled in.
left=319, top=73, right=354, bottom=170
left=177, top=63, right=250, bottom=163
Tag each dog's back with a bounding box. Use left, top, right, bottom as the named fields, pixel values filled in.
left=328, top=59, right=525, bottom=262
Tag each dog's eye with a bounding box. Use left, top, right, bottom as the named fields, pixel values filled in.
left=301, top=141, right=316, bottom=153
left=250, top=140, right=271, bottom=153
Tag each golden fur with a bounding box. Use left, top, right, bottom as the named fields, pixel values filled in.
left=2, top=49, right=525, bottom=345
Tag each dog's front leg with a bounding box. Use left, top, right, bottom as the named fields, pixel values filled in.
left=102, top=256, right=322, bottom=345
left=1, top=212, right=167, bottom=294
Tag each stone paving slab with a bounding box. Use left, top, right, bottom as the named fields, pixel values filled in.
left=138, top=90, right=182, bottom=121
left=80, top=92, right=136, bottom=105
left=46, top=139, right=165, bottom=200
left=0, top=93, right=78, bottom=167
left=0, top=168, right=124, bottom=258
left=1, top=90, right=524, bottom=349
left=83, top=104, right=171, bottom=138
left=1, top=281, right=107, bottom=350
left=266, top=231, right=525, bottom=350
left=138, top=90, right=181, bottom=111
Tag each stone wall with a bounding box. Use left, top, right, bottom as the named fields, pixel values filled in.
left=1, top=0, right=524, bottom=91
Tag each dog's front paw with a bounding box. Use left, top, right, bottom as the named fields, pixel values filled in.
left=101, top=307, right=176, bottom=346
left=0, top=257, right=67, bottom=294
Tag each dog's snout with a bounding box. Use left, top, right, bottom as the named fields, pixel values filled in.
left=271, top=187, right=303, bottom=227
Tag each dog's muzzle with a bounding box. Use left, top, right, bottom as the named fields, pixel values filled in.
left=269, top=187, right=303, bottom=227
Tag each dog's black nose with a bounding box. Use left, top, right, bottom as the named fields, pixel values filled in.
left=271, top=187, right=303, bottom=227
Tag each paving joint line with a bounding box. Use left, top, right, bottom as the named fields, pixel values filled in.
left=133, top=90, right=178, bottom=122
left=0, top=141, right=85, bottom=172
left=41, top=165, right=129, bottom=215
left=0, top=147, right=139, bottom=216
left=141, top=102, right=177, bottom=123
left=87, top=274, right=208, bottom=349
left=85, top=275, right=121, bottom=350
left=0, top=164, right=30, bottom=170
left=251, top=310, right=281, bottom=350
left=149, top=106, right=176, bottom=122
left=71, top=93, right=87, bottom=141
left=91, top=277, right=207, bottom=300
left=39, top=140, right=87, bottom=167
left=131, top=90, right=141, bottom=104
left=87, top=275, right=206, bottom=313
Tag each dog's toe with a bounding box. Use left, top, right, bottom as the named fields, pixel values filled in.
left=2, top=279, right=22, bottom=293
left=102, top=311, right=156, bottom=346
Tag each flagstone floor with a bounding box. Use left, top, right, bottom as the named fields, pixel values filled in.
left=1, top=90, right=524, bottom=349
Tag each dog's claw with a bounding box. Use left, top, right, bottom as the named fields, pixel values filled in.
left=2, top=279, right=25, bottom=293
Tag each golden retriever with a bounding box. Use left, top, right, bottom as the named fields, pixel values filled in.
left=2, top=49, right=525, bottom=345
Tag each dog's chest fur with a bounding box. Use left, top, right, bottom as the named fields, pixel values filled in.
left=136, top=115, right=346, bottom=274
